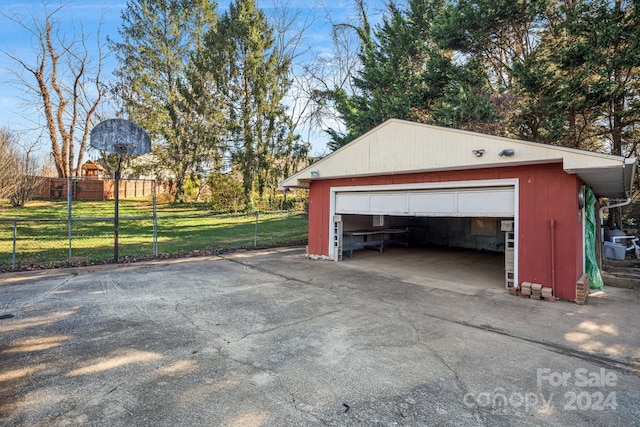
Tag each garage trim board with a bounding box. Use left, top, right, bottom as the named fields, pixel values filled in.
left=329, top=179, right=519, bottom=286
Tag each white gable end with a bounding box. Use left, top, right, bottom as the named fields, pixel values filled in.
left=282, top=119, right=636, bottom=198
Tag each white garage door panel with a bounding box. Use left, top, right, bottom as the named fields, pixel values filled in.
left=409, top=192, right=457, bottom=214
left=336, top=186, right=515, bottom=216
left=335, top=193, right=369, bottom=213
left=370, top=193, right=408, bottom=214
left=457, top=189, right=515, bottom=216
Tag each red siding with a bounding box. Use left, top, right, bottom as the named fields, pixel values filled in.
left=307, top=163, right=582, bottom=301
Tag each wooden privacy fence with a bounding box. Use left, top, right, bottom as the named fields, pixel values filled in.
left=36, top=178, right=166, bottom=201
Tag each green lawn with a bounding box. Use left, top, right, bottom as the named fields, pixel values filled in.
left=0, top=199, right=308, bottom=270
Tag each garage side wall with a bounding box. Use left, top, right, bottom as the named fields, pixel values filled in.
left=307, top=163, right=582, bottom=300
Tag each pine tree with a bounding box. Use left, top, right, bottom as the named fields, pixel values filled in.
left=327, top=0, right=450, bottom=150
left=511, top=0, right=640, bottom=154
left=111, top=0, right=218, bottom=202
left=563, top=0, right=640, bottom=156
left=201, top=0, right=305, bottom=208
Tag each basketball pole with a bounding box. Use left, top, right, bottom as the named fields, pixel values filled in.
left=90, top=119, right=151, bottom=266
left=114, top=147, right=125, bottom=263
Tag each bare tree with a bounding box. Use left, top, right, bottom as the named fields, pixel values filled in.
left=0, top=128, right=21, bottom=199
left=257, top=0, right=370, bottom=156
left=297, top=0, right=373, bottom=151
left=1, top=3, right=106, bottom=177
left=0, top=127, right=44, bottom=206
left=268, top=0, right=319, bottom=140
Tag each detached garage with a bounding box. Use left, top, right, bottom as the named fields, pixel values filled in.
left=281, top=119, right=637, bottom=301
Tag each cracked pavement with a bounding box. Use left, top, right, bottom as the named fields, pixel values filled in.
left=1, top=246, right=639, bottom=426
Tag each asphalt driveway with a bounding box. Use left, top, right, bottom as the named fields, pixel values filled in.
left=1, top=247, right=639, bottom=426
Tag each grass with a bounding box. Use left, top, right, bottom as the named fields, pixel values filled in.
left=0, top=198, right=308, bottom=271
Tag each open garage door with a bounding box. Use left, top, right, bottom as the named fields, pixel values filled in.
left=330, top=180, right=518, bottom=289
left=335, top=186, right=515, bottom=217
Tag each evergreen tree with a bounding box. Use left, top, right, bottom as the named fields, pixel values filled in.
left=201, top=0, right=306, bottom=208
left=509, top=3, right=601, bottom=149
left=431, top=58, right=502, bottom=135
left=111, top=0, right=218, bottom=202
left=431, top=0, right=549, bottom=138
left=512, top=0, right=640, bottom=154
left=562, top=0, right=640, bottom=156
left=327, top=0, right=450, bottom=150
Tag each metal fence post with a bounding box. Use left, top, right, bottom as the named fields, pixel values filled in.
left=68, top=176, right=72, bottom=261
left=12, top=219, right=17, bottom=270
left=254, top=212, right=259, bottom=247
left=153, top=180, right=158, bottom=257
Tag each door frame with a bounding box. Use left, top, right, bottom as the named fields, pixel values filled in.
left=329, top=178, right=520, bottom=285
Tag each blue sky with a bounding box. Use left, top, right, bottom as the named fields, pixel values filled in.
left=0, top=0, right=390, bottom=159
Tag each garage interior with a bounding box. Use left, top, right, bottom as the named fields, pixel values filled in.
left=339, top=214, right=514, bottom=290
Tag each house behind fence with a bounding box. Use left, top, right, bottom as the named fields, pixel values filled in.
left=36, top=177, right=166, bottom=201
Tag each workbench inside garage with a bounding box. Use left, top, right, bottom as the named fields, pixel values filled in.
left=342, top=229, right=410, bottom=257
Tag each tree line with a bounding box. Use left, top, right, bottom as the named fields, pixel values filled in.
left=2, top=0, right=639, bottom=207
left=324, top=0, right=640, bottom=160
left=109, top=0, right=309, bottom=207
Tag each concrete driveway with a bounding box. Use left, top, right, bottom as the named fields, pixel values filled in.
left=1, top=247, right=639, bottom=426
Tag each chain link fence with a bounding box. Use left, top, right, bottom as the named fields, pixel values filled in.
left=0, top=210, right=307, bottom=271
left=1, top=176, right=308, bottom=271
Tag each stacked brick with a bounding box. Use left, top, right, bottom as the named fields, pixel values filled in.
left=515, top=282, right=555, bottom=302
left=541, top=287, right=555, bottom=302
left=530, top=283, right=543, bottom=300
left=576, top=274, right=590, bottom=305
left=512, top=276, right=590, bottom=304
left=520, top=281, right=532, bottom=297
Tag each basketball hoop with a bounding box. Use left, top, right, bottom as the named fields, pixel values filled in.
left=90, top=119, right=151, bottom=263
left=90, top=119, right=151, bottom=155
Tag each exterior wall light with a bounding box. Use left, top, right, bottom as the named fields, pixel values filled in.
left=310, top=170, right=320, bottom=177
left=499, top=149, right=515, bottom=157
left=472, top=149, right=485, bottom=157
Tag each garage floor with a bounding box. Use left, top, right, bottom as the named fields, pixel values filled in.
left=341, top=246, right=506, bottom=292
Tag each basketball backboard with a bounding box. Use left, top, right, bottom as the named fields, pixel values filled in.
left=90, top=119, right=151, bottom=156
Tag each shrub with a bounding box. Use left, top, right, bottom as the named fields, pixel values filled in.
left=207, top=173, right=246, bottom=213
